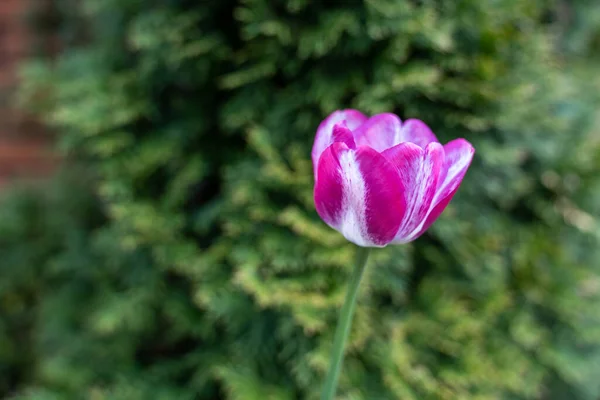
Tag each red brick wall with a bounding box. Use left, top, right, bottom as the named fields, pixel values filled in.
left=0, top=0, right=56, bottom=188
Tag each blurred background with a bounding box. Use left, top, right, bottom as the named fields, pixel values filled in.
left=1, top=0, right=600, bottom=399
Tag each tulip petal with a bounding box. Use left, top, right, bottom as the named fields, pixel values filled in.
left=314, top=144, right=345, bottom=229
left=314, top=143, right=405, bottom=247
left=312, top=109, right=367, bottom=177
left=396, top=119, right=439, bottom=148
left=436, top=138, right=475, bottom=203
left=332, top=123, right=356, bottom=149
left=409, top=138, right=475, bottom=240
left=353, top=113, right=402, bottom=152
left=382, top=142, right=444, bottom=243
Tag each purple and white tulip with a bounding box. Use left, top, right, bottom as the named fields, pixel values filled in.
left=312, top=110, right=474, bottom=247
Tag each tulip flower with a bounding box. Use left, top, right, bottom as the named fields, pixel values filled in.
left=313, top=110, right=474, bottom=400
left=313, top=110, right=474, bottom=247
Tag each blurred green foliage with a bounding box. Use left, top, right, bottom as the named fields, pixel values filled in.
left=3, top=0, right=600, bottom=399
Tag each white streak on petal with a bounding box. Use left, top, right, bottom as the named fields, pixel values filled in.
left=337, top=150, right=370, bottom=246
left=399, top=155, right=433, bottom=232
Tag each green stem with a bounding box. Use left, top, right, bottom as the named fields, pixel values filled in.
left=321, top=246, right=371, bottom=400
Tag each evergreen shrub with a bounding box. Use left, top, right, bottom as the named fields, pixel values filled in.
left=4, top=0, right=600, bottom=398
